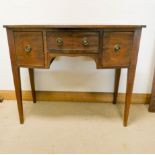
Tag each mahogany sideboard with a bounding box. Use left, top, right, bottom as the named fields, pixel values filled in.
left=4, top=25, right=146, bottom=126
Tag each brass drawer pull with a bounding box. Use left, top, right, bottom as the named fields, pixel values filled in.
left=82, top=37, right=89, bottom=46
left=24, top=45, right=32, bottom=53
left=56, top=38, right=63, bottom=46
left=114, top=43, right=121, bottom=52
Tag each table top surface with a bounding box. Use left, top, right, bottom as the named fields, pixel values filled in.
left=3, top=25, right=146, bottom=29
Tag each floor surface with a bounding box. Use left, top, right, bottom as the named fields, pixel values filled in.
left=0, top=100, right=155, bottom=153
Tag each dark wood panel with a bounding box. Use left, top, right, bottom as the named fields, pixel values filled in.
left=149, top=67, right=155, bottom=112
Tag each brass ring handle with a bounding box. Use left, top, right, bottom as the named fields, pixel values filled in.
left=82, top=37, right=89, bottom=46
left=24, top=45, right=32, bottom=53
left=114, top=43, right=121, bottom=52
left=56, top=38, right=63, bottom=46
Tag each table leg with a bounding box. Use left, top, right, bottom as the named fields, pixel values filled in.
left=113, top=68, right=121, bottom=104
left=28, top=68, right=36, bottom=103
left=123, top=65, right=136, bottom=126
left=12, top=67, right=24, bottom=124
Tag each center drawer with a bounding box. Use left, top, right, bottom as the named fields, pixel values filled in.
left=46, top=31, right=99, bottom=53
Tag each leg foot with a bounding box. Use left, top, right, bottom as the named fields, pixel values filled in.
left=123, top=66, right=136, bottom=126
left=13, top=67, right=24, bottom=124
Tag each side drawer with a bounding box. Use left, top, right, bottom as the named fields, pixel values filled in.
left=14, top=32, right=44, bottom=67
left=102, top=32, right=133, bottom=67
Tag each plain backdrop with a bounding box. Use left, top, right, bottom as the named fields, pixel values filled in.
left=0, top=0, right=155, bottom=93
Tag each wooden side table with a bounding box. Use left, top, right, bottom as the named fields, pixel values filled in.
left=4, top=25, right=146, bottom=126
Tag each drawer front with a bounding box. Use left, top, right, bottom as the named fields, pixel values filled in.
left=14, top=32, right=44, bottom=67
left=102, top=32, right=133, bottom=67
left=46, top=31, right=99, bottom=53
